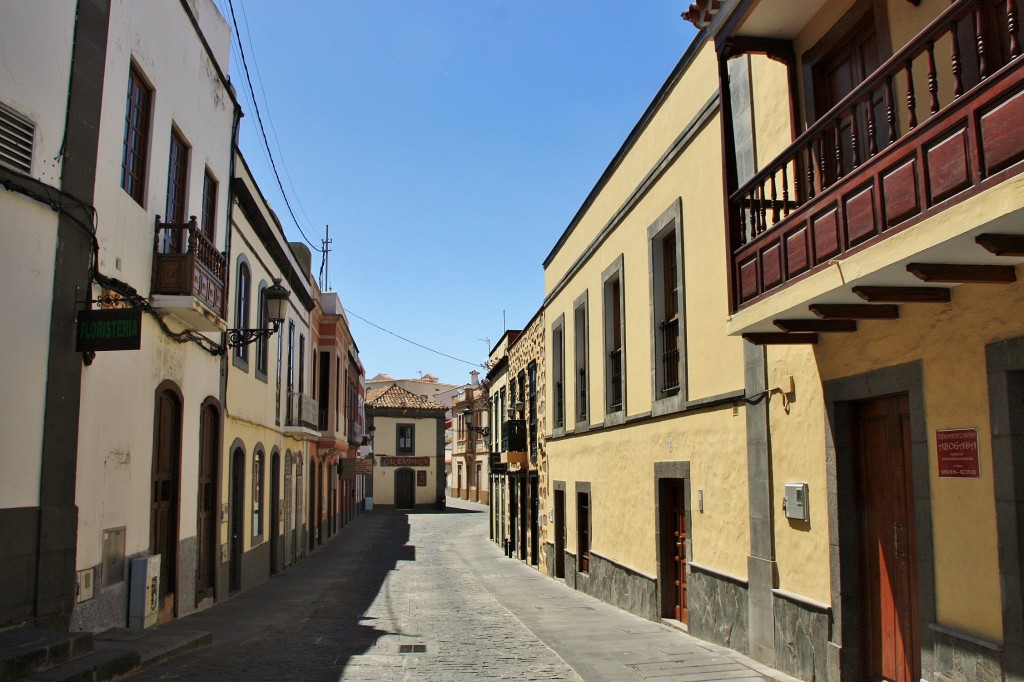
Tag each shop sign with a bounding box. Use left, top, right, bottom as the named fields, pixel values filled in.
left=355, top=459, right=373, bottom=475
left=337, top=459, right=357, bottom=480
left=380, top=456, right=429, bottom=467
left=76, top=308, right=142, bottom=352
left=417, top=471, right=427, bottom=487
left=936, top=428, right=981, bottom=478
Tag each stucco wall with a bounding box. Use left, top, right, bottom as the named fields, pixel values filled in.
left=371, top=415, right=441, bottom=506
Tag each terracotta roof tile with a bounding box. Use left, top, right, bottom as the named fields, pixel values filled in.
left=365, top=383, right=447, bottom=411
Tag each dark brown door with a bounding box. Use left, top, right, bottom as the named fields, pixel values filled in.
left=196, top=404, right=217, bottom=597
left=270, top=452, right=280, bottom=575
left=662, top=479, right=688, bottom=624
left=308, top=461, right=317, bottom=547
left=229, top=448, right=244, bottom=592
left=152, top=390, right=181, bottom=611
left=554, top=489, right=566, bottom=579
left=852, top=393, right=919, bottom=682
left=395, top=468, right=415, bottom=509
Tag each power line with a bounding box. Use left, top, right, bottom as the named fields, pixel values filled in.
left=226, top=0, right=321, bottom=252
left=345, top=308, right=485, bottom=368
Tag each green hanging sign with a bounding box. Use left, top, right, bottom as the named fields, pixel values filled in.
left=76, top=308, right=142, bottom=352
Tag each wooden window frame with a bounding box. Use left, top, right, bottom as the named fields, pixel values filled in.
left=397, top=424, right=415, bottom=454
left=121, top=64, right=151, bottom=205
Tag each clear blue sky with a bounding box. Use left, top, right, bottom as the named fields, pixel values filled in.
left=214, top=1, right=697, bottom=385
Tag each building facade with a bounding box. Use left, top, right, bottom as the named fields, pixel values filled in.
left=450, top=373, right=490, bottom=504
left=365, top=384, right=447, bottom=510
left=485, top=331, right=519, bottom=549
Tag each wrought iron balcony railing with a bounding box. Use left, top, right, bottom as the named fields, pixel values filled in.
left=286, top=391, right=318, bottom=430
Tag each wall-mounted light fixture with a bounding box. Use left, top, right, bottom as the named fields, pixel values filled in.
left=225, top=278, right=290, bottom=350
left=461, top=407, right=489, bottom=436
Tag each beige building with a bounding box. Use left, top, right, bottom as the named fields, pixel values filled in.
left=450, top=373, right=490, bottom=504
left=485, top=331, right=519, bottom=549
left=365, top=384, right=446, bottom=509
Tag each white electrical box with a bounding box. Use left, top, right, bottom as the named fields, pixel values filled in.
left=128, top=555, right=160, bottom=630
left=76, top=568, right=94, bottom=603
left=784, top=482, right=809, bottom=521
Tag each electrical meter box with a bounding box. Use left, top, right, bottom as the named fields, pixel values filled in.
left=784, top=482, right=809, bottom=521
left=128, top=555, right=160, bottom=630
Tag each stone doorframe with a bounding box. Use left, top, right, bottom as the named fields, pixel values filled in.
left=653, top=461, right=691, bottom=621
left=823, top=361, right=936, bottom=681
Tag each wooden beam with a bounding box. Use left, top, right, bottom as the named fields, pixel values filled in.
left=907, top=263, right=1017, bottom=283
left=809, top=304, right=900, bottom=319
left=774, top=319, right=858, bottom=332
left=975, top=233, right=1024, bottom=257
left=852, top=286, right=951, bottom=302
left=743, top=333, right=819, bottom=345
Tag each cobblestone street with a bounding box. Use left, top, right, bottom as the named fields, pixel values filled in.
left=128, top=500, right=796, bottom=681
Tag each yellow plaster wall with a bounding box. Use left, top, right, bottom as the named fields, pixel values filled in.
left=815, top=272, right=1024, bottom=642
left=370, top=416, right=440, bottom=506
left=765, top=346, right=832, bottom=603
left=547, top=405, right=749, bottom=578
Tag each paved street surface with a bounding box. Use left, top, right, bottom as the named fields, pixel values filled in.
left=128, top=499, right=799, bottom=681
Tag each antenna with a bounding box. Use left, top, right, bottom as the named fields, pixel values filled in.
left=319, top=224, right=332, bottom=291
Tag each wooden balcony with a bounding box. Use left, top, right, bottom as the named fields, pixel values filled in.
left=725, top=0, right=1023, bottom=336
left=151, top=216, right=227, bottom=331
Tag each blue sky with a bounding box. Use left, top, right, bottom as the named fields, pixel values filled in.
left=214, top=1, right=697, bottom=384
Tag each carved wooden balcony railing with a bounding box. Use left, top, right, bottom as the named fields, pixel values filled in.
left=151, top=216, right=226, bottom=318
left=729, top=0, right=1022, bottom=311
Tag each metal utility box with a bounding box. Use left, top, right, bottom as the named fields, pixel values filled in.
left=783, top=482, right=809, bottom=521
left=128, top=555, right=160, bottom=630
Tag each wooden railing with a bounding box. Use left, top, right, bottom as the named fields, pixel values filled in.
left=151, top=216, right=226, bottom=318
left=729, top=0, right=1021, bottom=309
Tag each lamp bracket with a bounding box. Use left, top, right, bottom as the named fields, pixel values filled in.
left=224, top=321, right=281, bottom=351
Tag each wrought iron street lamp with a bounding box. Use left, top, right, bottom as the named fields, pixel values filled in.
left=462, top=407, right=489, bottom=436
left=225, top=278, right=290, bottom=350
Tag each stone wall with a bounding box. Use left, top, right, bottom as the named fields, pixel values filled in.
left=932, top=625, right=1005, bottom=682
left=772, top=592, right=830, bottom=681
left=687, top=564, right=749, bottom=653
left=578, top=551, right=658, bottom=620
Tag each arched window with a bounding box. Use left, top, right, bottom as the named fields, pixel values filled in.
left=235, top=259, right=251, bottom=363
left=255, top=281, right=268, bottom=376
left=252, top=447, right=264, bottom=539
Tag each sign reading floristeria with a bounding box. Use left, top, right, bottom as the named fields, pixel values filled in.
left=379, top=456, right=430, bottom=467
left=76, top=308, right=142, bottom=352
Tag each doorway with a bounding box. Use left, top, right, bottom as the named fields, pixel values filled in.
left=270, top=451, right=280, bottom=575
left=284, top=452, right=293, bottom=566
left=229, top=446, right=244, bottom=593
left=308, top=460, right=317, bottom=548
left=530, top=472, right=539, bottom=566
left=152, top=387, right=182, bottom=620
left=196, top=402, right=218, bottom=600
left=395, top=468, right=415, bottom=509
left=851, top=393, right=919, bottom=682
left=554, top=487, right=566, bottom=578
left=659, top=478, right=688, bottom=624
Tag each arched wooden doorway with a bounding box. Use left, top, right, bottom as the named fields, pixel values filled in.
left=229, top=445, right=245, bottom=593
left=395, top=468, right=415, bottom=510
left=152, top=384, right=182, bottom=620
left=308, top=457, right=318, bottom=548
left=270, top=450, right=280, bottom=575
left=196, top=400, right=219, bottom=601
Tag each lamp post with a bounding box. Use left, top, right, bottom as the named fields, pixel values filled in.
left=224, top=278, right=290, bottom=350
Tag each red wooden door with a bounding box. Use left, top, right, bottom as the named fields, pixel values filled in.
left=852, top=393, right=919, bottom=682
left=668, top=480, right=688, bottom=624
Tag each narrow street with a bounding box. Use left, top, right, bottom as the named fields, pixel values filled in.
left=128, top=500, right=797, bottom=682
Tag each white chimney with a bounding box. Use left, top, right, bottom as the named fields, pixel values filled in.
left=470, top=370, right=480, bottom=385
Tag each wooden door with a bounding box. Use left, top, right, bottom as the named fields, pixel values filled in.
left=852, top=393, right=919, bottom=682
left=308, top=462, right=317, bottom=547
left=519, top=475, right=528, bottom=561
left=661, top=479, right=688, bottom=624
left=270, top=452, right=280, bottom=575
left=554, top=489, right=566, bottom=578
left=196, top=404, right=217, bottom=597
left=395, top=468, right=415, bottom=509
left=509, top=477, right=518, bottom=555
left=284, top=454, right=293, bottom=566
left=229, top=448, right=244, bottom=592
left=152, top=390, right=181, bottom=609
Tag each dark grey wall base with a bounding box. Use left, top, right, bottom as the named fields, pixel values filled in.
left=932, top=624, right=1005, bottom=682
left=175, top=536, right=197, bottom=618
left=241, top=542, right=270, bottom=592
left=543, top=541, right=555, bottom=577
left=0, top=507, right=41, bottom=627
left=576, top=552, right=657, bottom=620
left=565, top=553, right=577, bottom=590
left=69, top=574, right=128, bottom=632
left=687, top=564, right=749, bottom=653
left=773, top=592, right=830, bottom=682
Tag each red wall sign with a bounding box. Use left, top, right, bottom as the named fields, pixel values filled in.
left=936, top=428, right=981, bottom=478
left=380, top=456, right=430, bottom=467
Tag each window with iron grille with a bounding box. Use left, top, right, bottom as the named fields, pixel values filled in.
left=574, top=294, right=588, bottom=424
left=649, top=201, right=684, bottom=404
left=234, top=260, right=250, bottom=365
left=551, top=317, right=565, bottom=429
left=528, top=362, right=538, bottom=459
left=121, top=65, right=151, bottom=204
left=603, top=260, right=624, bottom=414
left=577, top=490, right=590, bottom=573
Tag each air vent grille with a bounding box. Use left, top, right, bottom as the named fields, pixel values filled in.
left=0, top=102, right=35, bottom=174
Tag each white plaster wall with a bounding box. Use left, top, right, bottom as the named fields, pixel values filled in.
left=0, top=1, right=75, bottom=510
left=75, top=0, right=234, bottom=574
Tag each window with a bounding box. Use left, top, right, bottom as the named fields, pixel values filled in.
left=234, top=261, right=250, bottom=365
left=298, top=334, right=306, bottom=395
left=574, top=295, right=589, bottom=424
left=121, top=65, right=151, bottom=204
left=397, top=424, right=414, bottom=454
left=255, top=282, right=268, bottom=377
left=577, top=489, right=591, bottom=573
left=318, top=351, right=330, bottom=430
left=275, top=326, right=283, bottom=426
left=499, top=386, right=507, bottom=445
left=252, top=449, right=264, bottom=539
left=528, top=362, right=538, bottom=460
left=286, top=321, right=295, bottom=422
left=650, top=202, right=683, bottom=401
left=201, top=169, right=217, bottom=242
left=165, top=129, right=189, bottom=225
left=603, top=258, right=625, bottom=414
left=551, top=317, right=565, bottom=429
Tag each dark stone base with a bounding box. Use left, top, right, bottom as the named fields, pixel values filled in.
left=773, top=592, right=830, bottom=681
left=688, top=564, right=749, bottom=653
left=543, top=541, right=555, bottom=577
left=932, top=625, right=1005, bottom=682
left=575, top=551, right=657, bottom=620
left=565, top=553, right=577, bottom=590
left=241, top=540, right=271, bottom=592
left=0, top=507, right=42, bottom=628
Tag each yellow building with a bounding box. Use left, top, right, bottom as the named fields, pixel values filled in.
left=542, top=0, right=1023, bottom=679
